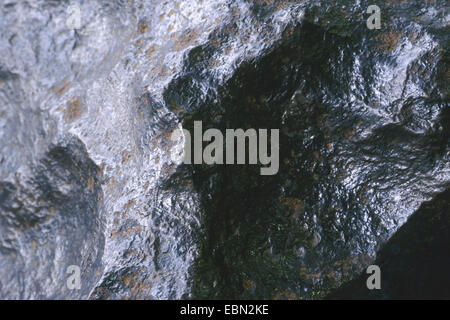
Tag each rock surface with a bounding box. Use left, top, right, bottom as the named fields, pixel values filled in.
left=0, top=0, right=448, bottom=299
left=328, top=188, right=450, bottom=299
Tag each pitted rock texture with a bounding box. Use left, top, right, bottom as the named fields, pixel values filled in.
left=328, top=188, right=450, bottom=299
left=0, top=0, right=448, bottom=299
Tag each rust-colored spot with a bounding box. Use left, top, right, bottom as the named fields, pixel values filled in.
left=138, top=21, right=149, bottom=34
left=173, top=29, right=200, bottom=51
left=271, top=289, right=298, bottom=300
left=376, top=31, right=402, bottom=54
left=87, top=177, right=94, bottom=192
left=64, top=97, right=83, bottom=122
left=243, top=279, right=254, bottom=291
left=123, top=274, right=133, bottom=286
left=121, top=151, right=131, bottom=164
left=123, top=199, right=135, bottom=211
left=279, top=197, right=304, bottom=216
left=145, top=45, right=158, bottom=59
left=52, top=80, right=72, bottom=96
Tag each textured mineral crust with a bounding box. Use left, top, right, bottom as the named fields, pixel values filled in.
left=328, top=188, right=450, bottom=299
left=0, top=0, right=448, bottom=299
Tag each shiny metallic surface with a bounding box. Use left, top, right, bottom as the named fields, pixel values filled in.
left=0, top=0, right=448, bottom=299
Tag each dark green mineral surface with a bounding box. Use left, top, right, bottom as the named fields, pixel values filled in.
left=0, top=0, right=448, bottom=299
